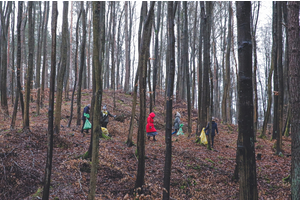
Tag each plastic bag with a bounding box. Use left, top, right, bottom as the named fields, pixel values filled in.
left=84, top=113, right=90, bottom=119
left=101, top=127, right=109, bottom=135
left=200, top=128, right=208, bottom=145
left=83, top=119, right=92, bottom=130
left=177, top=124, right=184, bottom=135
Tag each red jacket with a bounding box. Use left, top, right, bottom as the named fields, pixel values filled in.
left=146, top=112, right=157, bottom=133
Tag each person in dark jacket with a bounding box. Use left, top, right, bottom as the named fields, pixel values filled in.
left=146, top=112, right=158, bottom=141
left=101, top=105, right=116, bottom=128
left=204, top=117, right=219, bottom=148
left=172, top=112, right=181, bottom=135
left=81, top=104, right=91, bottom=134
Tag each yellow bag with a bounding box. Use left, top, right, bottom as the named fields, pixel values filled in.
left=200, top=128, right=208, bottom=145
left=101, top=127, right=109, bottom=135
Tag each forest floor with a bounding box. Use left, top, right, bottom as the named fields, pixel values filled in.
left=0, top=89, right=291, bottom=200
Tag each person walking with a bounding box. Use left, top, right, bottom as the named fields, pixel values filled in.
left=146, top=112, right=158, bottom=141
left=204, top=117, right=219, bottom=148
left=101, top=105, right=116, bottom=128
left=172, top=112, right=181, bottom=135
left=81, top=104, right=91, bottom=134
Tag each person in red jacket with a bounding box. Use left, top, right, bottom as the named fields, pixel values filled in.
left=146, top=112, right=158, bottom=141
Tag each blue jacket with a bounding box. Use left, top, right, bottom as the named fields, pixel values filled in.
left=205, top=121, right=218, bottom=136
left=82, top=106, right=90, bottom=120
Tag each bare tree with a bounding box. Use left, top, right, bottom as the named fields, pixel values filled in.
left=42, top=2, right=57, bottom=199
left=54, top=1, right=69, bottom=134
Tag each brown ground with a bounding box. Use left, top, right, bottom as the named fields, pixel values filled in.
left=0, top=89, right=291, bottom=199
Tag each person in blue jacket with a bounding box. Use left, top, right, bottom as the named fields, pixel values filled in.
left=81, top=104, right=91, bottom=134
left=204, top=117, right=219, bottom=148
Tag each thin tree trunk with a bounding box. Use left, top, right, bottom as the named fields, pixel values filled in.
left=11, top=2, right=23, bottom=130
left=76, top=2, right=86, bottom=126
left=42, top=2, right=57, bottom=199
left=68, top=6, right=82, bottom=128
left=23, top=1, right=34, bottom=130
left=10, top=2, right=15, bottom=105
left=54, top=2, right=69, bottom=134
left=163, top=3, right=176, bottom=199
left=41, top=2, right=49, bottom=108
left=88, top=2, right=105, bottom=199
left=36, top=2, right=43, bottom=115
left=135, top=2, right=155, bottom=192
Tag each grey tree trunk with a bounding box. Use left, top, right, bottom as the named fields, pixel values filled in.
left=24, top=1, right=34, bottom=130
left=135, top=1, right=155, bottom=192
left=153, top=2, right=161, bottom=105
left=54, top=2, right=69, bottom=134
left=42, top=2, right=57, bottom=199
left=88, top=2, right=105, bottom=199
left=236, top=2, right=258, bottom=199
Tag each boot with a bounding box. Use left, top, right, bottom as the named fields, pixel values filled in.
left=153, top=136, right=157, bottom=141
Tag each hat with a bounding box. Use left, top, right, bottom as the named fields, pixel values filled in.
left=176, top=112, right=181, bottom=118
left=87, top=104, right=91, bottom=108
left=103, top=105, right=107, bottom=110
left=212, top=117, right=216, bottom=121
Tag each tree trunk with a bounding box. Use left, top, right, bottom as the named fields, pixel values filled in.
left=41, top=2, right=49, bottom=108
left=11, top=2, right=23, bottom=130
left=135, top=1, right=155, bottom=192
left=111, top=2, right=116, bottom=108
left=288, top=2, right=300, bottom=198
left=163, top=3, right=176, bottom=199
left=68, top=6, right=82, bottom=128
left=236, top=2, right=258, bottom=199
left=42, top=2, right=57, bottom=199
left=23, top=1, right=34, bottom=130
left=153, top=2, right=161, bottom=105
left=0, top=2, right=12, bottom=117
left=76, top=2, right=86, bottom=126
left=222, top=2, right=231, bottom=124
left=54, top=2, right=69, bottom=134
left=272, top=2, right=279, bottom=140
left=124, top=1, right=130, bottom=93
left=192, top=2, right=198, bottom=108
left=10, top=2, right=15, bottom=105
left=35, top=2, right=43, bottom=116
left=88, top=2, right=105, bottom=199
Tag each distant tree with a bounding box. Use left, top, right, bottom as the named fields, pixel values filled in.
left=42, top=2, right=57, bottom=199
left=54, top=1, right=69, bottom=134
left=23, top=1, right=34, bottom=131
left=163, top=2, right=177, bottom=199
left=124, top=1, right=130, bottom=93
left=287, top=2, right=300, bottom=198
left=236, top=2, right=258, bottom=199
left=10, top=2, right=15, bottom=105
left=68, top=6, right=82, bottom=128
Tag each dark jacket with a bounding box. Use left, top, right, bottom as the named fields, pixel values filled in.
left=82, top=106, right=90, bottom=120
left=101, top=110, right=114, bottom=123
left=205, top=121, right=218, bottom=136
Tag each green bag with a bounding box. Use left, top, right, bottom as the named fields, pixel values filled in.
left=177, top=124, right=184, bottom=135
left=84, top=113, right=90, bottom=119
left=83, top=119, right=92, bottom=130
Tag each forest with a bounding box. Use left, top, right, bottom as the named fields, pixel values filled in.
left=0, top=1, right=299, bottom=199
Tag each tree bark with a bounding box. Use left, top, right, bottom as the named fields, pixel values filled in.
left=153, top=2, right=161, bottom=105
left=124, top=1, right=130, bottom=93
left=54, top=2, right=69, bottom=134
left=163, top=2, right=176, bottom=199
left=23, top=1, right=34, bottom=130
left=236, top=2, right=258, bottom=199
left=76, top=2, right=86, bottom=126
left=135, top=1, right=155, bottom=191
left=88, top=2, right=105, bottom=199
left=42, top=2, right=57, bottom=199
left=288, top=3, right=300, bottom=198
